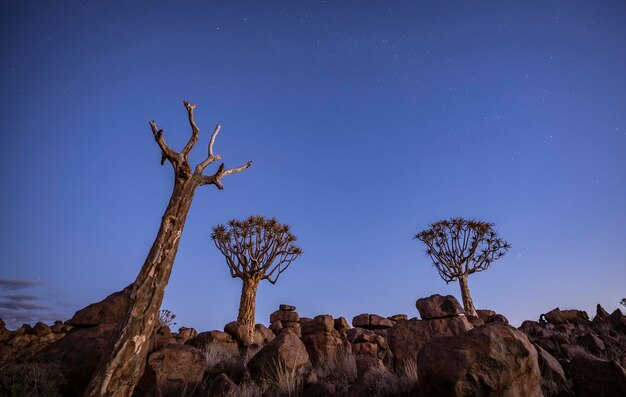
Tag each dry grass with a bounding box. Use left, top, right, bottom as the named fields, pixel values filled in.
left=0, top=360, right=65, bottom=397
left=312, top=352, right=358, bottom=392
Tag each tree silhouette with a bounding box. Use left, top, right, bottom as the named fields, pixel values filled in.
left=84, top=101, right=252, bottom=397
left=211, top=215, right=302, bottom=341
left=415, top=218, right=511, bottom=317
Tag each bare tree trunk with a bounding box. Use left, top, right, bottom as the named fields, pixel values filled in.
left=458, top=274, right=478, bottom=317
left=82, top=101, right=252, bottom=397
left=237, top=277, right=261, bottom=343
left=83, top=178, right=196, bottom=397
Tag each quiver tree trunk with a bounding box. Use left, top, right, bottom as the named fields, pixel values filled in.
left=237, top=276, right=261, bottom=343
left=459, top=274, right=478, bottom=317
left=83, top=101, right=251, bottom=397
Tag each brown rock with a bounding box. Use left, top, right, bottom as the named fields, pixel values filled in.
left=388, top=314, right=408, bottom=322
left=279, top=304, right=296, bottom=312
left=567, top=354, right=626, bottom=397
left=254, top=323, right=276, bottom=346
left=67, top=284, right=132, bottom=327
left=247, top=330, right=309, bottom=381
left=42, top=324, right=117, bottom=396
left=16, top=323, right=32, bottom=335
left=302, top=330, right=351, bottom=365
left=352, top=313, right=370, bottom=328
left=348, top=355, right=396, bottom=396
left=351, top=313, right=393, bottom=330
left=417, top=323, right=542, bottom=397
left=207, top=373, right=240, bottom=397
left=302, top=381, right=336, bottom=397
left=534, top=344, right=568, bottom=396
left=595, top=304, right=610, bottom=320
left=31, top=321, right=52, bottom=337
left=282, top=321, right=301, bottom=337
left=415, top=294, right=464, bottom=319
left=489, top=314, right=510, bottom=325
left=224, top=321, right=251, bottom=346
left=145, top=344, right=207, bottom=396
left=352, top=342, right=378, bottom=357
left=387, top=316, right=473, bottom=370
left=476, top=309, right=497, bottom=323
left=269, top=320, right=283, bottom=334
left=334, top=317, right=350, bottom=334
left=578, top=332, right=605, bottom=354
left=542, top=307, right=589, bottom=325
left=369, top=314, right=393, bottom=329
left=176, top=326, right=197, bottom=343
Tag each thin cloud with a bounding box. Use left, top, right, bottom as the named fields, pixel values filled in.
left=0, top=278, right=43, bottom=290
left=0, top=300, right=51, bottom=311
left=4, top=294, right=40, bottom=302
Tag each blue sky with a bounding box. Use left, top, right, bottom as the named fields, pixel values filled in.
left=1, top=1, right=624, bottom=330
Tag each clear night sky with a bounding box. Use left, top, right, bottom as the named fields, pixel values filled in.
left=1, top=1, right=625, bottom=330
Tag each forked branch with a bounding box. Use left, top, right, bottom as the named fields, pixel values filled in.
left=149, top=100, right=252, bottom=187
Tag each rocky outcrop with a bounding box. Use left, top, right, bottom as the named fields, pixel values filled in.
left=352, top=313, right=394, bottom=329
left=269, top=304, right=301, bottom=336
left=387, top=313, right=473, bottom=369
left=135, top=344, right=207, bottom=397
left=415, top=294, right=464, bottom=319
left=43, top=324, right=117, bottom=396
left=301, top=315, right=351, bottom=366
left=66, top=284, right=132, bottom=327
left=566, top=353, right=626, bottom=397
left=417, top=323, right=542, bottom=397
left=247, top=330, right=309, bottom=381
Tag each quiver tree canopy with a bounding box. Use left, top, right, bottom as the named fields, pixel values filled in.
left=211, top=215, right=302, bottom=343
left=211, top=215, right=303, bottom=284
left=415, top=217, right=511, bottom=317
left=415, top=218, right=511, bottom=282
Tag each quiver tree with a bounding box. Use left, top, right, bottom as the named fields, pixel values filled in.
left=415, top=218, right=511, bottom=317
left=83, top=101, right=252, bottom=397
left=211, top=215, right=302, bottom=341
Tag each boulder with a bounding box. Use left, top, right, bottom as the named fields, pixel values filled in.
left=279, top=304, right=296, bottom=311
left=416, top=323, right=542, bottom=397
left=254, top=324, right=276, bottom=346
left=534, top=344, right=568, bottom=397
left=143, top=344, right=207, bottom=397
left=186, top=331, right=239, bottom=367
left=247, top=330, right=309, bottom=381
left=31, top=322, right=52, bottom=337
left=224, top=321, right=251, bottom=346
left=415, top=294, right=464, bottom=319
left=567, top=354, right=626, bottom=397
left=351, top=313, right=393, bottom=330
left=489, top=314, right=510, bottom=325
left=42, top=324, right=117, bottom=396
left=387, top=316, right=473, bottom=370
left=302, top=327, right=351, bottom=366
left=334, top=317, right=350, bottom=334
left=476, top=309, right=497, bottom=323
left=67, top=284, right=132, bottom=327
left=542, top=308, right=589, bottom=325
left=177, top=326, right=197, bottom=342
left=301, top=381, right=336, bottom=397
left=207, top=373, right=240, bottom=397
left=347, top=355, right=397, bottom=396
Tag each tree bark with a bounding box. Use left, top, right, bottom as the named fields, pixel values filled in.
left=237, top=276, right=261, bottom=343
left=83, top=177, right=197, bottom=397
left=458, top=274, right=478, bottom=317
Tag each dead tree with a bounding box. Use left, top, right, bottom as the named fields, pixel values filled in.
left=415, top=218, right=510, bottom=317
left=83, top=101, right=252, bottom=397
left=211, top=215, right=302, bottom=341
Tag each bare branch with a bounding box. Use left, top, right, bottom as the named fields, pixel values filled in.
left=149, top=121, right=179, bottom=166
left=181, top=100, right=200, bottom=158
left=195, top=161, right=253, bottom=190
left=194, top=124, right=222, bottom=174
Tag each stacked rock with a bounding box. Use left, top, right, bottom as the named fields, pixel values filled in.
left=269, top=304, right=301, bottom=336
left=300, top=314, right=352, bottom=365
left=352, top=313, right=394, bottom=330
